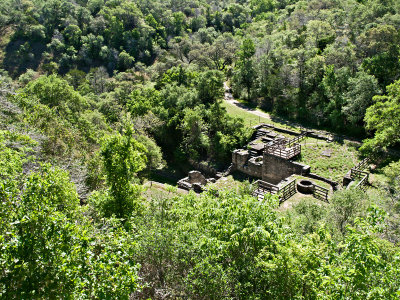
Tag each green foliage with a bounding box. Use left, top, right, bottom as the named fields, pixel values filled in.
left=180, top=106, right=209, bottom=160
left=383, top=160, right=400, bottom=210
left=233, top=38, right=256, bottom=100
left=100, top=126, right=147, bottom=218
left=0, top=130, right=26, bottom=202
left=23, top=164, right=80, bottom=213
left=1, top=1, right=400, bottom=298
left=132, top=189, right=283, bottom=298
left=0, top=163, right=140, bottom=298
left=328, top=189, right=368, bottom=235
left=250, top=0, right=277, bottom=15
left=18, top=68, right=38, bottom=86
left=291, top=198, right=327, bottom=234
left=1, top=0, right=395, bottom=135
left=361, top=24, right=400, bottom=88
left=12, top=74, right=112, bottom=158
left=118, top=50, right=135, bottom=70
left=136, top=134, right=165, bottom=172
left=343, top=71, right=381, bottom=125
left=131, top=187, right=400, bottom=299
left=127, top=87, right=160, bottom=117
left=23, top=74, right=88, bottom=113
left=362, top=79, right=400, bottom=155
left=156, top=65, right=197, bottom=88
left=196, top=70, right=224, bottom=105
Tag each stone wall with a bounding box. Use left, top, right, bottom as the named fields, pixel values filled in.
left=343, top=171, right=352, bottom=187
left=262, top=153, right=310, bottom=184
left=233, top=148, right=311, bottom=184
left=232, top=150, right=263, bottom=178
left=232, top=149, right=249, bottom=168
left=253, top=123, right=300, bottom=137
left=306, top=173, right=338, bottom=188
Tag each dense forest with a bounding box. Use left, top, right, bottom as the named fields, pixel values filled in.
left=1, top=0, right=400, bottom=298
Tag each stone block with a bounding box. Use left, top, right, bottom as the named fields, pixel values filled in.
left=188, top=171, right=207, bottom=185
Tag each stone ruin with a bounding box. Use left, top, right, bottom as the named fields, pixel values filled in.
left=178, top=123, right=371, bottom=203
left=231, top=124, right=338, bottom=203
left=231, top=124, right=310, bottom=185
left=178, top=170, right=216, bottom=193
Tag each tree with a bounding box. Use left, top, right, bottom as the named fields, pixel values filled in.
left=22, top=164, right=80, bottom=213
left=291, top=198, right=327, bottom=234
left=24, top=74, right=88, bottom=113
left=136, top=134, right=164, bottom=173
left=306, top=20, right=335, bottom=51
left=1, top=164, right=140, bottom=298
left=100, top=126, right=147, bottom=218
left=81, top=33, right=104, bottom=61
left=342, top=71, right=381, bottom=125
left=250, top=0, right=277, bottom=15
left=328, top=189, right=367, bottom=235
left=321, top=65, right=351, bottom=129
left=65, top=69, right=87, bottom=89
left=207, top=33, right=237, bottom=71
left=172, top=12, right=186, bottom=35
left=383, top=161, right=400, bottom=211
left=361, top=79, right=400, bottom=155
left=360, top=25, right=400, bottom=88
left=127, top=87, right=160, bottom=117
left=118, top=50, right=135, bottom=70
left=234, top=38, right=256, bottom=100
left=180, top=107, right=209, bottom=160
left=87, top=66, right=109, bottom=94
left=196, top=70, right=224, bottom=105
left=62, top=24, right=82, bottom=48
left=18, top=69, right=39, bottom=87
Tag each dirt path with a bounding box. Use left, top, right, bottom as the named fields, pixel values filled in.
left=224, top=82, right=271, bottom=121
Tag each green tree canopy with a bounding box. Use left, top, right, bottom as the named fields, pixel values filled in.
left=100, top=126, right=147, bottom=218
left=361, top=79, right=400, bottom=154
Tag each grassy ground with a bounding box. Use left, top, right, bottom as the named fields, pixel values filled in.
left=297, top=138, right=361, bottom=182
left=277, top=193, right=328, bottom=212
left=221, top=100, right=299, bottom=131
left=208, top=175, right=253, bottom=193
left=222, top=100, right=270, bottom=127
left=142, top=180, right=188, bottom=200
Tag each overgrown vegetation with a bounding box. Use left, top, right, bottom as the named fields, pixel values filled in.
left=1, top=0, right=400, bottom=298
left=299, top=138, right=360, bottom=181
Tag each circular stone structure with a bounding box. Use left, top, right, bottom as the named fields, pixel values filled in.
left=297, top=180, right=315, bottom=194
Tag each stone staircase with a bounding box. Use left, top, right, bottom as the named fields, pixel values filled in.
left=253, top=128, right=270, bottom=139
left=248, top=149, right=258, bottom=158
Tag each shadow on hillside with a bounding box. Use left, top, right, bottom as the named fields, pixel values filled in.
left=230, top=170, right=259, bottom=183
left=2, top=38, right=46, bottom=77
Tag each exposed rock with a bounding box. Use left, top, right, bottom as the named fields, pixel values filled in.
left=188, top=170, right=207, bottom=185
left=178, top=177, right=192, bottom=191
left=192, top=183, right=203, bottom=193
left=321, top=149, right=332, bottom=157
left=207, top=178, right=216, bottom=184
